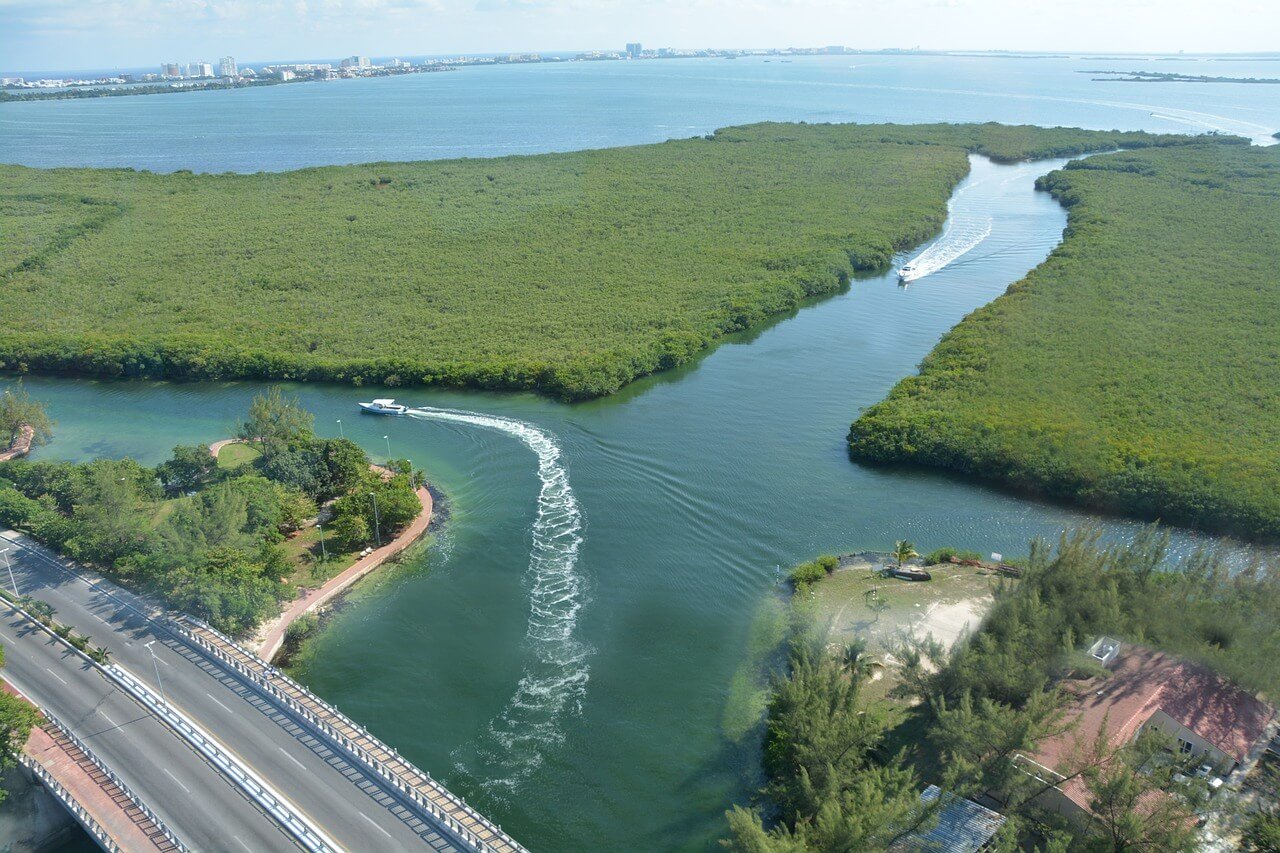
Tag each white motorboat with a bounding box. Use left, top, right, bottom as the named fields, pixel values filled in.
left=897, top=263, right=918, bottom=284
left=359, top=399, right=408, bottom=416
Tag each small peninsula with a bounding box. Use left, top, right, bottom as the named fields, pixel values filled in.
left=0, top=388, right=427, bottom=637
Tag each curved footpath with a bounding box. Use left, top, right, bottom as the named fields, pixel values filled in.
left=0, top=423, right=35, bottom=462
left=210, top=439, right=434, bottom=661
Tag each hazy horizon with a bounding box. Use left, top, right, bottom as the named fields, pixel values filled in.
left=3, top=0, right=1278, bottom=75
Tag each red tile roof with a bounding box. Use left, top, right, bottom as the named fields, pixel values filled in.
left=1028, top=645, right=1273, bottom=811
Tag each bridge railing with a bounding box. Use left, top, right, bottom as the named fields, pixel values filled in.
left=0, top=533, right=522, bottom=853
left=37, top=710, right=189, bottom=852
left=1, top=595, right=329, bottom=853
left=107, top=664, right=341, bottom=853
left=19, top=752, right=124, bottom=853
left=171, top=614, right=525, bottom=853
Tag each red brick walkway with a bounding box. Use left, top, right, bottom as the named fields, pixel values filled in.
left=255, top=485, right=433, bottom=661
left=24, top=725, right=181, bottom=850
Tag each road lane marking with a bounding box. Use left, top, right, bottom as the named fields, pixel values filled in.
left=162, top=768, right=192, bottom=794
left=43, top=668, right=68, bottom=685
left=360, top=813, right=394, bottom=839
left=278, top=747, right=307, bottom=770
left=98, top=711, right=117, bottom=727
left=233, top=836, right=251, bottom=851
left=205, top=692, right=234, bottom=714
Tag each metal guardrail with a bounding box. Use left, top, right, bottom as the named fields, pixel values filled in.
left=107, top=664, right=341, bottom=853
left=172, top=615, right=524, bottom=853
left=0, top=533, right=523, bottom=852
left=37, top=710, right=188, bottom=852
left=19, top=751, right=124, bottom=853
left=0, top=594, right=330, bottom=853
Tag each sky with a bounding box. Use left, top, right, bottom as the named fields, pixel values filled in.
left=2, top=0, right=1277, bottom=74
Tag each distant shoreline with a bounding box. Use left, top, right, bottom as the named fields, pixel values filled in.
left=1085, top=69, right=1280, bottom=84
left=0, top=67, right=454, bottom=104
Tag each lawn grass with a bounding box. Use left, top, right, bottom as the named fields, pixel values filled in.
left=215, top=442, right=261, bottom=470
left=0, top=122, right=1208, bottom=399
left=849, top=143, right=1280, bottom=540
left=279, top=524, right=360, bottom=588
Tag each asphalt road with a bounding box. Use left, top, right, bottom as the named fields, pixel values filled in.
left=0, top=530, right=467, bottom=852
left=0, top=605, right=294, bottom=852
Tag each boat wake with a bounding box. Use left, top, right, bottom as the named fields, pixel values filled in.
left=404, top=406, right=588, bottom=793
left=898, top=177, right=994, bottom=283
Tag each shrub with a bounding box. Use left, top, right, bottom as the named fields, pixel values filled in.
left=285, top=613, right=319, bottom=644
left=925, top=547, right=985, bottom=564
left=789, top=561, right=828, bottom=587
left=925, top=547, right=959, bottom=565
left=0, top=487, right=41, bottom=528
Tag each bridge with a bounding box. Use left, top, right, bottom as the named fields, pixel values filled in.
left=0, top=529, right=526, bottom=852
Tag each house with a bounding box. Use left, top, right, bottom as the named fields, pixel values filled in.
left=890, top=785, right=1006, bottom=852
left=1017, top=639, right=1274, bottom=820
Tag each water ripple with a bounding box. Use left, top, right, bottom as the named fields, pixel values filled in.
left=406, top=406, right=588, bottom=792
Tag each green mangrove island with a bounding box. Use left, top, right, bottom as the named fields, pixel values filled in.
left=849, top=142, right=1280, bottom=540
left=0, top=122, right=1198, bottom=400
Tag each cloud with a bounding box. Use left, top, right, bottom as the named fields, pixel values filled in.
left=3, top=0, right=1277, bottom=72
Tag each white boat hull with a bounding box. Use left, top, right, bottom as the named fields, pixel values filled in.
left=359, top=403, right=407, bottom=415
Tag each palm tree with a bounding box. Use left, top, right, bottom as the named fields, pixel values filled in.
left=894, top=539, right=919, bottom=568
left=840, top=641, right=874, bottom=680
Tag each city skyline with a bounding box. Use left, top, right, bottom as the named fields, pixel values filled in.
left=3, top=0, right=1278, bottom=74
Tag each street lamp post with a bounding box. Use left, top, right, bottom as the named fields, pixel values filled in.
left=369, top=492, right=382, bottom=548
left=144, top=640, right=167, bottom=705
left=336, top=419, right=344, bottom=438
left=0, top=548, right=17, bottom=598
left=316, top=521, right=328, bottom=562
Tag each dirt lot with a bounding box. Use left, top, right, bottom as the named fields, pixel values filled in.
left=808, top=552, right=1004, bottom=674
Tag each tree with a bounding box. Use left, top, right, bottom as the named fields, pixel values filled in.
left=726, top=633, right=934, bottom=852
left=0, top=381, right=53, bottom=449
left=330, top=472, right=421, bottom=545
left=1081, top=729, right=1199, bottom=852
left=868, top=594, right=890, bottom=624
left=0, top=644, right=41, bottom=803
left=318, top=438, right=369, bottom=499
left=258, top=446, right=323, bottom=497
left=66, top=460, right=156, bottom=564
left=368, top=474, right=421, bottom=538
left=156, top=444, right=217, bottom=495
left=329, top=511, right=370, bottom=551
left=1242, top=809, right=1280, bottom=852
left=238, top=386, right=314, bottom=460
left=893, top=539, right=919, bottom=568
left=929, top=689, right=1073, bottom=805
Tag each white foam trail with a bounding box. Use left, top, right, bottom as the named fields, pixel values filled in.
left=405, top=406, right=587, bottom=790
left=899, top=177, right=994, bottom=282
